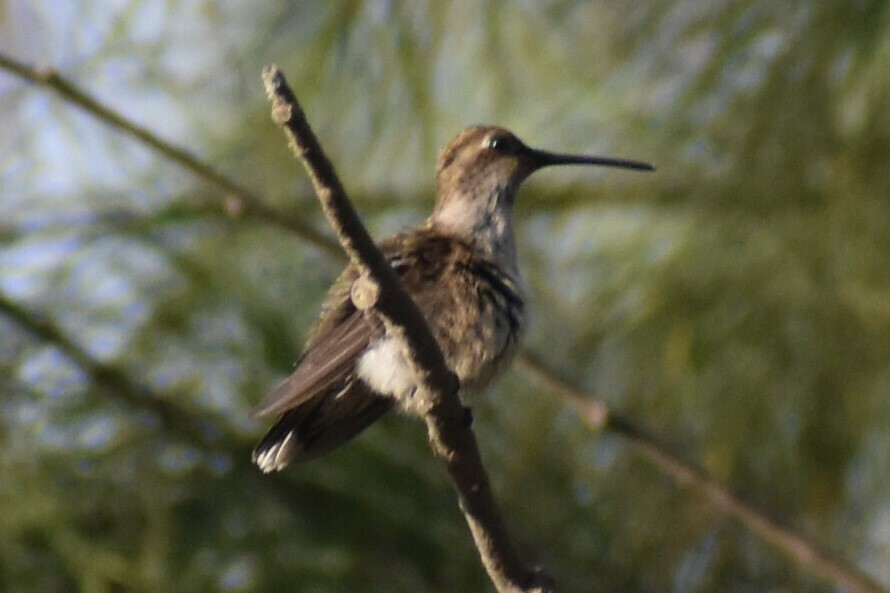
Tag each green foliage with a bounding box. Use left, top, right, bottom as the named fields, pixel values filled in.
left=2, top=1, right=890, bottom=592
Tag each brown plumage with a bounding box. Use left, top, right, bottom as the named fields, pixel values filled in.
left=252, top=125, right=652, bottom=471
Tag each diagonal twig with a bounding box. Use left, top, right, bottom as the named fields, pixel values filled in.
left=517, top=351, right=888, bottom=593
left=0, top=52, right=340, bottom=258
left=0, top=290, right=297, bottom=505
left=262, top=65, right=552, bottom=593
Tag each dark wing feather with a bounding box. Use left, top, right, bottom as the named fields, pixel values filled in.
left=252, top=380, right=394, bottom=466
left=253, top=234, right=424, bottom=419
left=251, top=304, right=382, bottom=418
left=252, top=230, right=465, bottom=469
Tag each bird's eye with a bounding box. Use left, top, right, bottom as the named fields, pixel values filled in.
left=485, top=134, right=516, bottom=154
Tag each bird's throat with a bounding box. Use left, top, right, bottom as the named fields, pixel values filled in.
left=428, top=186, right=519, bottom=275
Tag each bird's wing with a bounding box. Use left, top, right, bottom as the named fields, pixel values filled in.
left=251, top=231, right=446, bottom=420
left=252, top=380, right=394, bottom=467
left=251, top=303, right=382, bottom=418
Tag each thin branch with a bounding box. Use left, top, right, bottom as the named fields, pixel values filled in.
left=0, top=290, right=268, bottom=487
left=0, top=52, right=340, bottom=258
left=0, top=290, right=448, bottom=544
left=262, top=65, right=551, bottom=593
left=517, top=351, right=888, bottom=593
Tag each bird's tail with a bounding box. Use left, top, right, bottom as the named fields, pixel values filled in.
left=252, top=380, right=394, bottom=472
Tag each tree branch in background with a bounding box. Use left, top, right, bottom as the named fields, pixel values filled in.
left=517, top=351, right=888, bottom=593
left=262, top=65, right=552, bottom=593
left=0, top=291, right=311, bottom=515
left=0, top=52, right=340, bottom=258
left=2, top=51, right=885, bottom=593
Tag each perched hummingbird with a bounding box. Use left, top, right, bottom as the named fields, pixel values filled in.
left=252, top=125, right=652, bottom=471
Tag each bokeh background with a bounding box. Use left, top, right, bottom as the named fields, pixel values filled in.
left=2, top=1, right=890, bottom=592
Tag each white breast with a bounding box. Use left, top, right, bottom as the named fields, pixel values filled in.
left=355, top=337, right=417, bottom=400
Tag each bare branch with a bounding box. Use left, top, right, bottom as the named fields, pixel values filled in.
left=0, top=52, right=340, bottom=258
left=517, top=351, right=888, bottom=593
left=262, top=65, right=552, bottom=593
left=0, top=290, right=309, bottom=511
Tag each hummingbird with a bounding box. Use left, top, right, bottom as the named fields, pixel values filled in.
left=252, top=125, right=653, bottom=471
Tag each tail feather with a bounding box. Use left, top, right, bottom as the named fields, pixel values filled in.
left=252, top=380, right=394, bottom=471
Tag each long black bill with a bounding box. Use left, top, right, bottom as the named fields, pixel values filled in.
left=532, top=148, right=655, bottom=172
